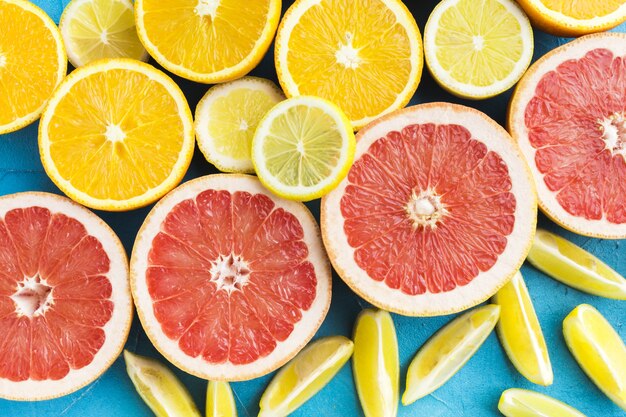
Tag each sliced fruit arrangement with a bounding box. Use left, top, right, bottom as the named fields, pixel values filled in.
left=130, top=174, right=331, bottom=381
left=509, top=33, right=626, bottom=239
left=195, top=77, right=285, bottom=174
left=322, top=102, right=537, bottom=316
left=207, top=381, right=237, bottom=417
left=0, top=0, right=67, bottom=134
left=38, top=58, right=195, bottom=212
left=424, top=0, right=533, bottom=99
left=0, top=192, right=132, bottom=400
left=259, top=336, right=354, bottom=417
left=499, top=388, right=586, bottom=417
left=275, top=0, right=423, bottom=129
left=527, top=229, right=626, bottom=299
left=134, top=0, right=281, bottom=83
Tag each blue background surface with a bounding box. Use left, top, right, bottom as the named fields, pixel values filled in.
left=0, top=1, right=624, bottom=416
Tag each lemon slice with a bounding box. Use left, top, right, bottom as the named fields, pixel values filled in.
left=258, top=336, right=354, bottom=417
left=251, top=96, right=355, bottom=201
left=402, top=304, right=500, bottom=405
left=352, top=309, right=399, bottom=417
left=424, top=0, right=533, bottom=99
left=492, top=271, right=553, bottom=386
left=527, top=229, right=626, bottom=300
left=499, top=388, right=586, bottom=417
left=563, top=304, right=626, bottom=411
left=124, top=350, right=202, bottom=417
left=194, top=77, right=284, bottom=173
left=207, top=381, right=237, bottom=417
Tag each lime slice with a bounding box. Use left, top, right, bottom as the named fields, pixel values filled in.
left=258, top=336, right=353, bottom=417
left=527, top=229, right=626, bottom=300
left=402, top=304, right=500, bottom=405
left=352, top=309, right=399, bottom=417
left=123, top=350, right=201, bottom=417
left=563, top=304, right=626, bottom=411
left=251, top=96, right=356, bottom=201
left=499, top=388, right=586, bottom=417
left=206, top=381, right=237, bottom=417
left=492, top=271, right=553, bottom=386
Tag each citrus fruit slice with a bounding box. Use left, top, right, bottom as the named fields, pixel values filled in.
left=0, top=192, right=131, bottom=400
left=251, top=96, right=356, bottom=202
left=352, top=309, right=399, bottom=417
left=207, top=381, right=237, bottom=417
left=0, top=0, right=67, bottom=134
left=134, top=0, right=281, bottom=83
left=275, top=0, right=423, bottom=129
left=527, top=229, right=626, bottom=300
left=509, top=33, right=626, bottom=239
left=194, top=77, right=284, bottom=174
left=59, top=0, right=148, bottom=68
left=499, top=388, right=586, bottom=417
left=130, top=174, right=332, bottom=381
left=39, top=58, right=194, bottom=212
left=321, top=102, right=537, bottom=316
left=563, top=304, right=626, bottom=411
left=423, top=0, right=533, bottom=99
left=492, top=271, right=553, bottom=386
left=258, top=336, right=353, bottom=417
left=402, top=304, right=500, bottom=405
left=124, top=350, right=202, bottom=417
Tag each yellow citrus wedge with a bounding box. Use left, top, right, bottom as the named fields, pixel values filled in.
left=275, top=0, right=423, bottom=129
left=563, top=304, right=626, bottom=411
left=135, top=0, right=281, bottom=83
left=258, top=336, right=354, bottom=417
left=0, top=0, right=67, bottom=134
left=206, top=381, right=237, bottom=417
left=402, top=304, right=500, bottom=405
left=352, top=309, right=399, bottom=417
left=499, top=388, right=586, bottom=417
left=492, top=271, right=553, bottom=386
left=527, top=229, right=626, bottom=300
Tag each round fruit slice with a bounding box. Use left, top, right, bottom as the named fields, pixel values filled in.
left=207, top=381, right=237, bottom=417
left=0, top=0, right=67, bottom=134
left=322, top=103, right=537, bottom=316
left=134, top=0, right=281, bottom=83
left=194, top=77, right=285, bottom=174
left=130, top=174, right=331, bottom=381
left=424, top=0, right=533, bottom=99
left=275, top=0, right=423, bottom=129
left=499, top=388, right=586, bottom=417
left=59, top=0, right=148, bottom=68
left=0, top=192, right=131, bottom=400
left=39, top=58, right=194, bottom=212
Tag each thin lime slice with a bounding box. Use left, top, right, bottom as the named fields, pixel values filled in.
left=499, top=388, right=586, bottom=417
left=206, top=381, right=237, bottom=417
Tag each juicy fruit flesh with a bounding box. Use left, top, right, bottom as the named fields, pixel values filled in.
left=340, top=123, right=516, bottom=295
left=0, top=206, right=113, bottom=382
left=147, top=189, right=317, bottom=365
left=539, top=0, right=623, bottom=19
left=525, top=48, right=626, bottom=223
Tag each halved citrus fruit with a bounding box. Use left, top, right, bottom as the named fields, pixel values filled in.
left=130, top=174, right=331, bottom=381
left=321, top=103, right=537, bottom=316
left=0, top=192, right=131, bottom=400
left=0, top=0, right=67, bottom=134
left=275, top=0, right=423, bottom=129
left=509, top=33, right=626, bottom=239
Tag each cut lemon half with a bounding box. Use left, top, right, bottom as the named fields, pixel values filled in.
left=59, top=0, right=148, bottom=68
left=492, top=271, right=552, bottom=386
left=251, top=96, right=355, bottom=201
left=135, top=0, right=281, bottom=83
left=424, top=0, right=533, bottom=99
left=527, top=229, right=626, bottom=300
left=39, top=58, right=194, bottom=211
left=352, top=309, right=399, bottom=417
left=499, top=388, right=586, bottom=417
left=402, top=304, right=500, bottom=405
left=275, top=0, right=423, bottom=129
left=259, top=336, right=353, bottom=417
left=0, top=0, right=67, bottom=134
left=207, top=381, right=237, bottom=417
left=563, top=304, right=626, bottom=411
left=194, top=77, right=284, bottom=173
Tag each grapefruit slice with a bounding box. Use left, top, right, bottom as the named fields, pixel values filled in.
left=0, top=192, right=131, bottom=400
left=509, top=33, right=626, bottom=239
left=321, top=103, right=537, bottom=316
left=130, top=174, right=331, bottom=380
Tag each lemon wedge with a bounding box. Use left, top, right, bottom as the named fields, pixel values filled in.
left=499, top=388, right=586, bottom=417
left=206, top=381, right=237, bottom=417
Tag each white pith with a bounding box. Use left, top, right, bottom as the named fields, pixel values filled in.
left=194, top=0, right=219, bottom=18
left=11, top=276, right=54, bottom=318
left=335, top=32, right=361, bottom=69
left=599, top=112, right=626, bottom=157
left=406, top=188, right=448, bottom=229
left=210, top=254, right=250, bottom=294
left=0, top=52, right=6, bottom=68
